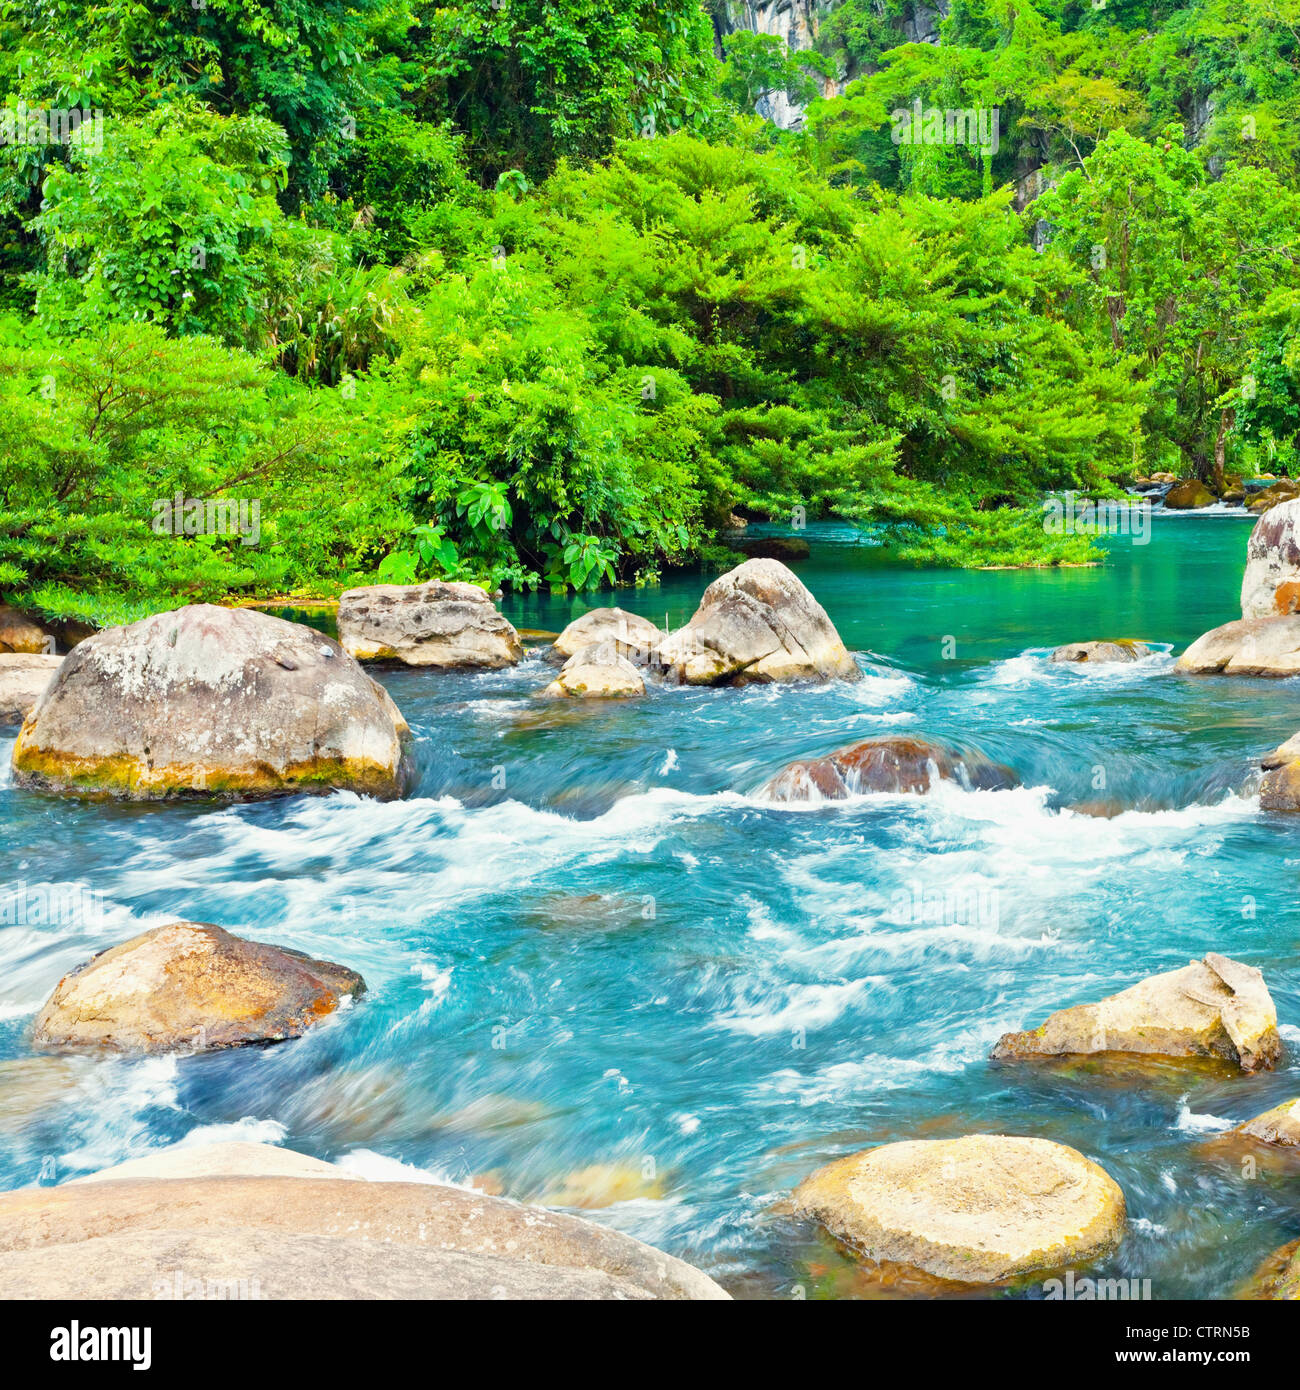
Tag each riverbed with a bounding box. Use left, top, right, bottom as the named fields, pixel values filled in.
left=3, top=515, right=1298, bottom=1299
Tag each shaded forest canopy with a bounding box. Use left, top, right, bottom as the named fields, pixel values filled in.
left=0, top=0, right=1297, bottom=623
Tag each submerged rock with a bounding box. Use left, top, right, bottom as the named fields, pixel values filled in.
left=541, top=640, right=644, bottom=699
left=991, top=953, right=1280, bottom=1073
left=759, top=736, right=1018, bottom=802
left=735, top=536, right=811, bottom=563
left=33, top=922, right=366, bottom=1054
left=0, top=1141, right=729, bottom=1300
left=0, top=605, right=53, bottom=654
left=1242, top=499, right=1300, bottom=618
left=653, top=558, right=859, bottom=685
left=1050, top=641, right=1150, bottom=664
left=550, top=607, right=662, bottom=664
left=337, top=580, right=522, bottom=668
left=1237, top=1098, right=1300, bottom=1147
left=791, top=1134, right=1125, bottom=1284
left=11, top=605, right=412, bottom=800
left=0, top=653, right=62, bottom=727
left=1163, top=480, right=1216, bottom=510
left=1177, top=615, right=1300, bottom=676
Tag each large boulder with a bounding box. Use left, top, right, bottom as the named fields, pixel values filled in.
left=11, top=605, right=411, bottom=800
left=0, top=605, right=52, bottom=654
left=1259, top=732, right=1300, bottom=810
left=1049, top=641, right=1150, bottom=664
left=551, top=607, right=663, bottom=664
left=1177, top=615, right=1300, bottom=676
left=0, top=653, right=61, bottom=727
left=1163, top=479, right=1216, bottom=510
left=541, top=640, right=644, bottom=699
left=991, top=953, right=1280, bottom=1073
left=337, top=580, right=522, bottom=668
left=1237, top=1098, right=1300, bottom=1147
left=32, top=923, right=366, bottom=1054
left=1242, top=499, right=1300, bottom=618
left=653, top=559, right=859, bottom=685
left=791, top=1135, right=1125, bottom=1284
left=759, top=736, right=1018, bottom=803
left=0, top=1142, right=728, bottom=1300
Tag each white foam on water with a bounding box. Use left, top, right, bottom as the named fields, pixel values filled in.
left=177, top=1116, right=288, bottom=1147
left=714, top=976, right=887, bottom=1036
left=58, top=1055, right=182, bottom=1175
left=333, top=1148, right=474, bottom=1187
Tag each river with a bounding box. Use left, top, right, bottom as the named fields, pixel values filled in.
left=3, top=514, right=1298, bottom=1298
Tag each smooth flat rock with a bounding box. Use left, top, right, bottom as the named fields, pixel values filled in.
left=33, top=922, right=366, bottom=1054
left=759, top=736, right=1018, bottom=802
left=11, top=604, right=411, bottom=799
left=791, top=1134, right=1126, bottom=1284
left=70, top=1140, right=352, bottom=1184
left=0, top=1143, right=729, bottom=1301
left=1177, top=615, right=1300, bottom=676
left=0, top=653, right=62, bottom=726
left=337, top=581, right=522, bottom=668
left=653, top=558, right=859, bottom=685
left=991, top=953, right=1281, bottom=1073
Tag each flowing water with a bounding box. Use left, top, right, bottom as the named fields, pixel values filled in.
left=4, top=515, right=1300, bottom=1299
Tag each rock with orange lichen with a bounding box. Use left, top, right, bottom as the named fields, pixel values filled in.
left=32, top=923, right=365, bottom=1054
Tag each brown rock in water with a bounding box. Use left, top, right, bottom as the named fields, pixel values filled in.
left=541, top=640, right=644, bottom=699
left=11, top=605, right=412, bottom=800
left=0, top=653, right=62, bottom=727
left=1050, top=641, right=1150, bottom=664
left=1246, top=480, right=1300, bottom=515
left=760, top=736, right=1018, bottom=802
left=32, top=922, right=366, bottom=1054
left=337, top=580, right=522, bottom=668
left=1241, top=1239, right=1300, bottom=1299
left=653, top=558, right=859, bottom=685
left=791, top=1135, right=1125, bottom=1284
left=1177, top=614, right=1300, bottom=676
left=0, top=1142, right=728, bottom=1300
left=551, top=607, right=663, bottom=663
left=735, top=536, right=811, bottom=562
left=0, top=605, right=53, bottom=654
left=991, top=953, right=1280, bottom=1073
left=1163, top=480, right=1216, bottom=510
left=1237, top=1098, right=1300, bottom=1146
left=1259, top=732, right=1300, bottom=810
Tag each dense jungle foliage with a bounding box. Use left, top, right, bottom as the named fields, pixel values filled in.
left=0, top=0, right=1297, bottom=622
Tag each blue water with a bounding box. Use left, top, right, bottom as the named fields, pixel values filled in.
left=4, top=516, right=1300, bottom=1299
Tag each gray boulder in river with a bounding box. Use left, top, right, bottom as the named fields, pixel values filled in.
left=33, top=923, right=365, bottom=1054
left=11, top=604, right=412, bottom=800
left=1241, top=497, right=1300, bottom=618
left=1177, top=614, right=1300, bottom=675
left=0, top=1141, right=730, bottom=1300
left=0, top=653, right=62, bottom=726
left=654, top=558, right=859, bottom=685
left=1049, top=640, right=1150, bottom=664
left=338, top=579, right=522, bottom=668
left=992, top=953, right=1280, bottom=1073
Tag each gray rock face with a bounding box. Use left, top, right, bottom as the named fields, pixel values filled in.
left=654, top=558, right=859, bottom=685
left=992, top=953, right=1281, bottom=1073
left=0, top=1142, right=730, bottom=1301
left=551, top=607, right=663, bottom=664
left=338, top=580, right=523, bottom=668
left=1050, top=641, right=1150, bottom=664
left=542, top=640, right=645, bottom=699
left=1241, top=499, right=1300, bottom=618
left=0, top=653, right=62, bottom=726
left=11, top=604, right=412, bottom=800
left=1177, top=615, right=1300, bottom=676
left=33, top=923, right=366, bottom=1054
